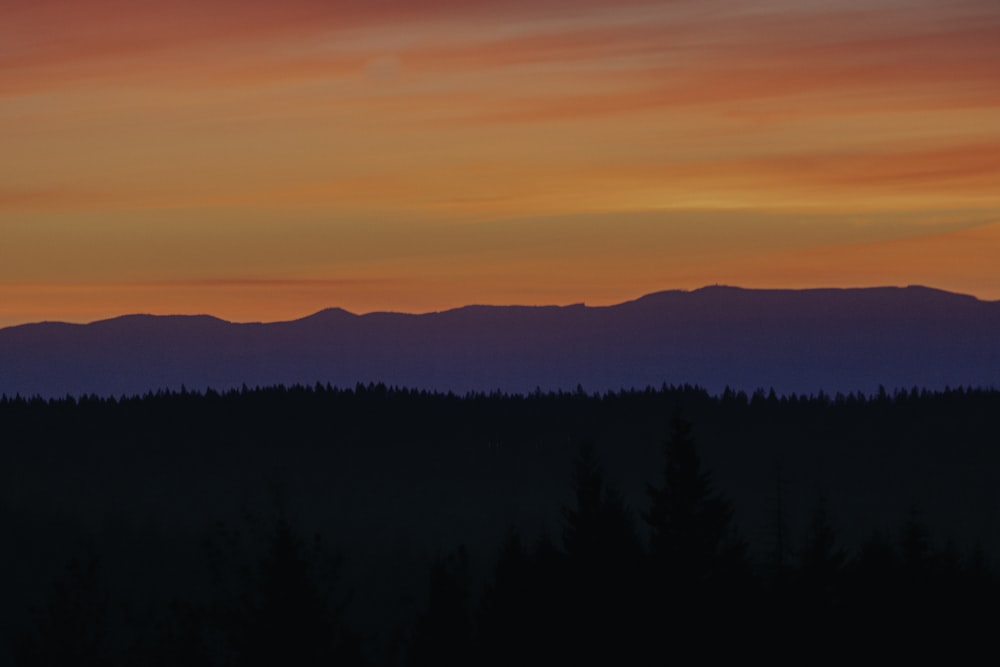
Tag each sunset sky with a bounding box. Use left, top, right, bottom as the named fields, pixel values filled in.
left=2, top=0, right=999, bottom=326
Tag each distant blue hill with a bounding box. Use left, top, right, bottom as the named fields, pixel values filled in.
left=2, top=285, right=998, bottom=398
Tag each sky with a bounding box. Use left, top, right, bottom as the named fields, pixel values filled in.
left=2, top=0, right=999, bottom=326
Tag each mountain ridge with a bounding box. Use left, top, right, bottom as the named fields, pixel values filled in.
left=2, top=284, right=992, bottom=329
left=2, top=285, right=998, bottom=398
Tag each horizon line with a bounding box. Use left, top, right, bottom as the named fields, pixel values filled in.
left=2, top=283, right=991, bottom=330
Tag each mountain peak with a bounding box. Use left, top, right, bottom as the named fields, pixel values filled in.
left=297, top=307, right=358, bottom=323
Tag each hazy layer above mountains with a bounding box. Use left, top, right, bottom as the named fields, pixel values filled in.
left=2, top=286, right=998, bottom=398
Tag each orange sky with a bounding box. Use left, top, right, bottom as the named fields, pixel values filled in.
left=2, top=0, right=999, bottom=326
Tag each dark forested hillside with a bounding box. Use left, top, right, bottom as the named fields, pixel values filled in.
left=2, top=384, right=998, bottom=662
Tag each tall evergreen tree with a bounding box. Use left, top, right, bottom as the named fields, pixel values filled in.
left=643, top=415, right=738, bottom=581
left=407, top=547, right=473, bottom=667
left=642, top=415, right=749, bottom=655
left=562, top=442, right=641, bottom=567
left=560, top=442, right=643, bottom=663
left=227, top=517, right=361, bottom=667
left=798, top=497, right=846, bottom=606
left=562, top=442, right=605, bottom=561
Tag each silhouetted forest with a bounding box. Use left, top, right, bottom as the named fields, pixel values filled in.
left=3, top=383, right=999, bottom=662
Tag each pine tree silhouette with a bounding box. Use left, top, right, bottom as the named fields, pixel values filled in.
left=560, top=442, right=643, bottom=664
left=789, top=496, right=847, bottom=650
left=797, top=497, right=846, bottom=613
left=563, top=442, right=606, bottom=559
left=478, top=529, right=572, bottom=665
left=644, top=415, right=738, bottom=583
left=478, top=531, right=530, bottom=666
left=407, top=547, right=473, bottom=667
left=227, top=517, right=359, bottom=667
left=562, top=442, right=643, bottom=567
left=642, top=415, right=747, bottom=653
left=151, top=600, right=214, bottom=667
left=14, top=557, right=113, bottom=667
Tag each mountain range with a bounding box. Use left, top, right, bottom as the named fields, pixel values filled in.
left=2, top=285, right=998, bottom=398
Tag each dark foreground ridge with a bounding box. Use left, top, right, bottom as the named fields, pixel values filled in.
left=2, top=384, right=999, bottom=663
left=2, top=285, right=999, bottom=398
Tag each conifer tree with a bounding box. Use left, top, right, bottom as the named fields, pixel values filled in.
left=643, top=415, right=737, bottom=582
left=562, top=442, right=641, bottom=567
left=228, top=517, right=359, bottom=667
left=797, top=497, right=846, bottom=618
left=14, top=557, right=112, bottom=667
left=642, top=415, right=748, bottom=654
left=560, top=442, right=643, bottom=663
left=408, top=547, right=472, bottom=667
